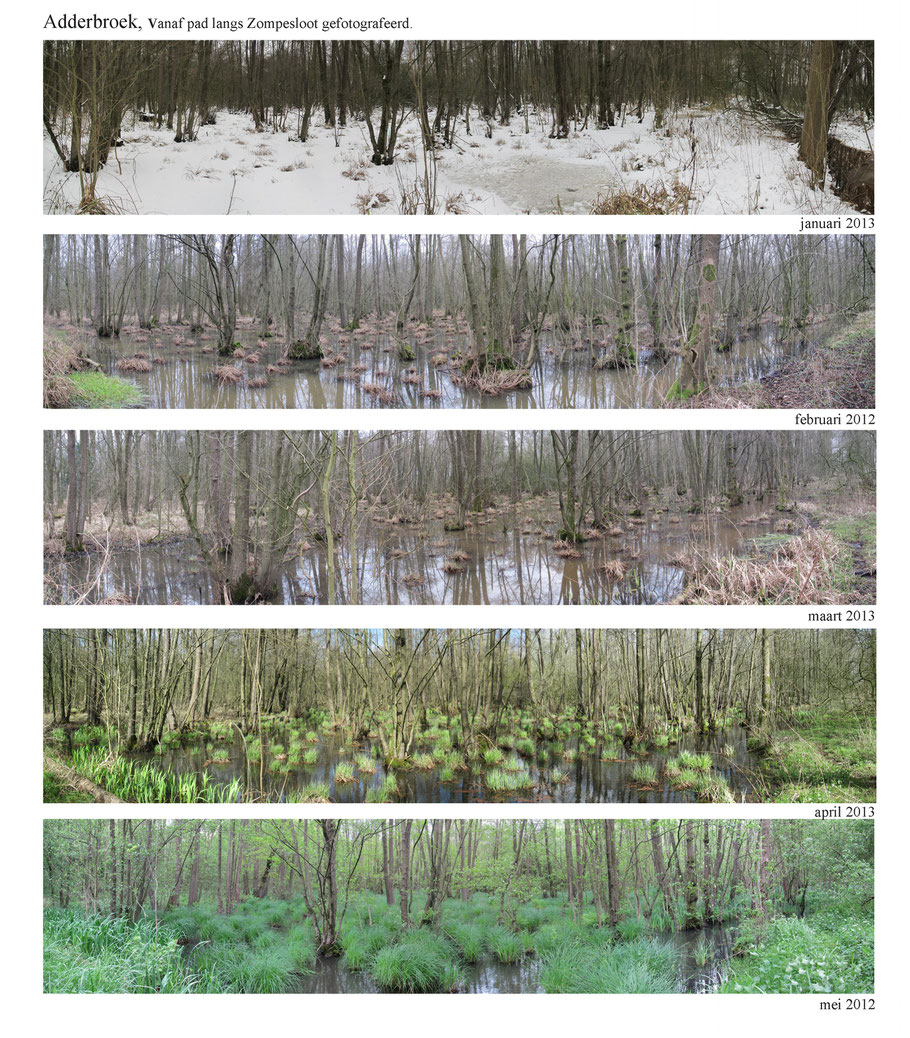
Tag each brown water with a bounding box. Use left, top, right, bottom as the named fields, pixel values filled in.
left=44, top=497, right=789, bottom=605
left=90, top=726, right=759, bottom=804
left=78, top=320, right=830, bottom=409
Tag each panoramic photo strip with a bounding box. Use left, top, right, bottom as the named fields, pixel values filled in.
left=43, top=628, right=875, bottom=806
left=43, top=818, right=873, bottom=994
left=43, top=429, right=876, bottom=606
left=43, top=40, right=873, bottom=215
left=43, top=234, right=875, bottom=410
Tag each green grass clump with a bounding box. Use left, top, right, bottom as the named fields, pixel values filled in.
left=67, top=370, right=144, bottom=408
left=515, top=738, right=536, bottom=757
left=444, top=921, right=487, bottom=962
left=488, top=925, right=524, bottom=963
left=366, top=775, right=398, bottom=802
left=72, top=725, right=110, bottom=747
left=550, top=767, right=567, bottom=784
left=616, top=917, right=648, bottom=941
left=541, top=937, right=680, bottom=994
left=482, top=746, right=505, bottom=765
left=333, top=761, right=355, bottom=783
left=693, top=932, right=712, bottom=967
left=671, top=767, right=700, bottom=790
left=678, top=750, right=712, bottom=771
left=341, top=922, right=399, bottom=970
left=631, top=762, right=658, bottom=785
left=485, top=769, right=521, bottom=792
left=286, top=925, right=318, bottom=970
left=355, top=754, right=378, bottom=773
left=369, top=930, right=461, bottom=992
left=288, top=782, right=331, bottom=802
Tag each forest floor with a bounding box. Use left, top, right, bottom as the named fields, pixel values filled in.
left=682, top=309, right=876, bottom=410
left=43, top=105, right=871, bottom=215
left=756, top=711, right=876, bottom=802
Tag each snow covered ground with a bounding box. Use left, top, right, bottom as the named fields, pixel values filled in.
left=43, top=106, right=872, bottom=215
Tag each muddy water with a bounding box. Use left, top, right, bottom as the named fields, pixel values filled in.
left=45, top=497, right=788, bottom=605
left=83, top=321, right=830, bottom=409
left=84, top=727, right=759, bottom=804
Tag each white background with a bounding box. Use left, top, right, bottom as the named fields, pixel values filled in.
left=4, top=2, right=900, bottom=1034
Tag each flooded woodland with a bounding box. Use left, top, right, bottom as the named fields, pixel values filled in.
left=44, top=234, right=875, bottom=410
left=43, top=818, right=874, bottom=994
left=44, top=429, right=876, bottom=606
left=44, top=628, right=875, bottom=805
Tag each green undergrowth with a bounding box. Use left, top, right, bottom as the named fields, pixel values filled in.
left=825, top=512, right=876, bottom=570
left=43, top=770, right=93, bottom=803
left=44, top=910, right=194, bottom=992
left=66, top=370, right=144, bottom=408
left=760, top=710, right=876, bottom=803
left=44, top=887, right=871, bottom=995
left=721, top=909, right=873, bottom=993
left=69, top=746, right=243, bottom=804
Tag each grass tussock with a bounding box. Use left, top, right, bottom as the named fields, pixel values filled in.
left=369, top=930, right=462, bottom=992
left=114, top=355, right=153, bottom=373
left=591, top=178, right=694, bottom=215
left=678, top=528, right=861, bottom=605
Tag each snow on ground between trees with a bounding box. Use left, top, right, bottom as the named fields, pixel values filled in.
left=44, top=105, right=871, bottom=216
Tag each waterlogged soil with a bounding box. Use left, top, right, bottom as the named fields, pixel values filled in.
left=57, top=728, right=760, bottom=803
left=290, top=923, right=737, bottom=993
left=45, top=496, right=794, bottom=605
left=77, top=320, right=830, bottom=410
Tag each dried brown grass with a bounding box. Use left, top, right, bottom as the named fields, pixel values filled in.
left=214, top=365, right=242, bottom=384
left=114, top=356, right=152, bottom=373
left=598, top=559, right=628, bottom=580
left=552, top=539, right=582, bottom=559
left=678, top=529, right=851, bottom=605
left=591, top=178, right=694, bottom=215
